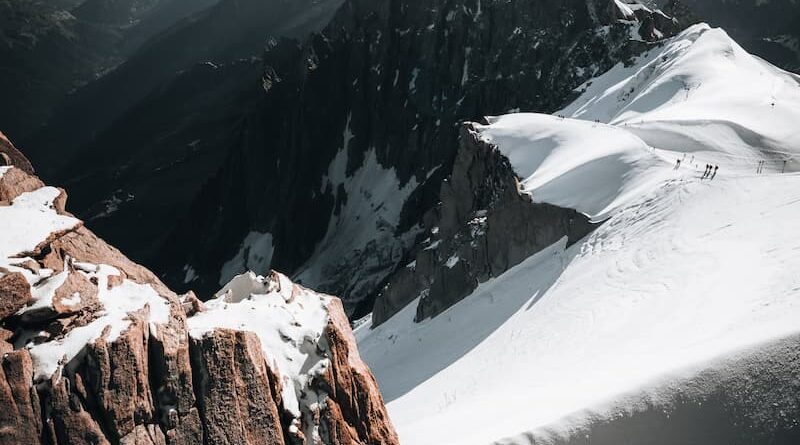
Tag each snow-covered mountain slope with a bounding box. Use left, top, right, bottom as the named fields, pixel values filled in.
left=475, top=114, right=671, bottom=220
left=359, top=173, right=800, bottom=444
left=561, top=23, right=800, bottom=170
left=356, top=24, right=800, bottom=444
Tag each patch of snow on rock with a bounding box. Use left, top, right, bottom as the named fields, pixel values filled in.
left=27, top=264, right=171, bottom=380
left=0, top=187, right=80, bottom=260
left=189, top=271, right=332, bottom=421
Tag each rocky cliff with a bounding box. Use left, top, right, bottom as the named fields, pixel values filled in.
left=372, top=123, right=598, bottom=326
left=31, top=0, right=680, bottom=319
left=0, top=152, right=397, bottom=444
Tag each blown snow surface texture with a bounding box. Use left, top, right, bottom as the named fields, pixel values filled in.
left=474, top=114, right=671, bottom=220
left=356, top=24, right=800, bottom=444
left=561, top=23, right=800, bottom=169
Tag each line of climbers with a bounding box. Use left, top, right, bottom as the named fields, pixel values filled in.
left=674, top=156, right=718, bottom=180
left=702, top=164, right=718, bottom=180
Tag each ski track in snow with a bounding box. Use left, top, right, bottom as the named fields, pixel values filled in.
left=357, top=23, right=800, bottom=444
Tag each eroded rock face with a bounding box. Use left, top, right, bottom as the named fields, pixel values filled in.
left=372, top=123, right=598, bottom=326
left=30, top=0, right=681, bottom=318
left=319, top=299, right=399, bottom=444
left=0, top=162, right=398, bottom=444
left=0, top=131, right=34, bottom=174
left=188, top=329, right=287, bottom=445
left=0, top=273, right=32, bottom=319
left=158, top=0, right=679, bottom=317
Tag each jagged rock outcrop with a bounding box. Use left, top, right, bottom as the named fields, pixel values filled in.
left=0, top=156, right=398, bottom=444
left=372, top=123, right=598, bottom=325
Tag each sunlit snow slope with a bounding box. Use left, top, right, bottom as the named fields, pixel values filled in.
left=356, top=24, right=800, bottom=444
left=562, top=23, right=800, bottom=170
left=474, top=113, right=671, bottom=220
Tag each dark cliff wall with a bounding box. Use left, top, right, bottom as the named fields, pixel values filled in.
left=154, top=0, right=673, bottom=314
left=372, top=123, right=598, bottom=326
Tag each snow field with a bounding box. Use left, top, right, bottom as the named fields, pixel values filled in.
left=357, top=23, right=800, bottom=444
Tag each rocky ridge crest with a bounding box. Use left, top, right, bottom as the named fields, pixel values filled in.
left=0, top=148, right=397, bottom=444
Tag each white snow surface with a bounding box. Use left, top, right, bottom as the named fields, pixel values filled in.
left=24, top=262, right=70, bottom=312
left=219, top=231, right=275, bottom=285
left=188, top=271, right=332, bottom=423
left=561, top=24, right=800, bottom=170
left=294, top=147, right=420, bottom=304
left=0, top=187, right=80, bottom=260
left=475, top=114, right=671, bottom=220
left=0, top=186, right=80, bottom=316
left=359, top=172, right=800, bottom=445
left=357, top=24, right=800, bottom=444
left=475, top=23, right=800, bottom=220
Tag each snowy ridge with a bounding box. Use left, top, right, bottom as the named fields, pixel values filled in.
left=562, top=23, right=800, bottom=170
left=357, top=23, right=800, bottom=444
left=27, top=263, right=171, bottom=380
left=474, top=114, right=671, bottom=220
left=359, top=173, right=800, bottom=444
left=0, top=187, right=79, bottom=260
left=1, top=165, right=399, bottom=444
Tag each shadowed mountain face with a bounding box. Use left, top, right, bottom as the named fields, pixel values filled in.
left=22, top=0, right=343, bottom=178
left=33, top=0, right=680, bottom=315
left=0, top=0, right=218, bottom=142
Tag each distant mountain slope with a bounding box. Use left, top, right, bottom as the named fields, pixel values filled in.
left=357, top=23, right=800, bottom=444
left=0, top=0, right=218, bottom=141
left=23, top=0, right=344, bottom=177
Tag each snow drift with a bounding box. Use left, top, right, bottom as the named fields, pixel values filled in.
left=357, top=23, right=800, bottom=444
left=562, top=23, right=800, bottom=170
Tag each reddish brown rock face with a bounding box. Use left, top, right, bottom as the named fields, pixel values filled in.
left=0, top=351, right=41, bottom=444
left=189, top=329, right=287, bottom=445
left=0, top=273, right=32, bottom=319
left=0, top=156, right=398, bottom=444
left=0, top=166, right=43, bottom=203
left=0, top=131, right=34, bottom=175
left=319, top=299, right=400, bottom=445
